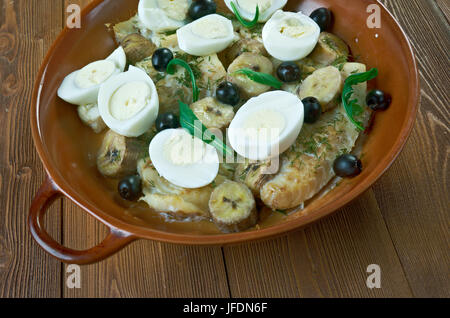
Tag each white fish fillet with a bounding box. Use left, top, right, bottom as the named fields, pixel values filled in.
left=260, top=63, right=370, bottom=209
left=138, top=158, right=228, bottom=219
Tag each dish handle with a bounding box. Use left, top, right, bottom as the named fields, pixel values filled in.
left=29, top=176, right=136, bottom=265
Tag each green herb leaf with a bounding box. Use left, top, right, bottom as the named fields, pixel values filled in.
left=161, top=29, right=177, bottom=36
left=230, top=1, right=259, bottom=28
left=342, top=68, right=378, bottom=131
left=179, top=101, right=234, bottom=157
left=167, top=58, right=199, bottom=102
left=275, top=209, right=287, bottom=215
left=331, top=55, right=347, bottom=71
left=233, top=68, right=282, bottom=89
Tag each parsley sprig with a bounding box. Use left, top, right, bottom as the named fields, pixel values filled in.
left=167, top=60, right=233, bottom=157
left=167, top=58, right=199, bottom=102
left=230, top=1, right=260, bottom=28
left=342, top=68, right=378, bottom=130
left=233, top=68, right=282, bottom=89
left=179, top=101, right=234, bottom=157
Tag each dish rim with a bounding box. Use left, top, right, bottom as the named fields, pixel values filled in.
left=30, top=0, right=420, bottom=246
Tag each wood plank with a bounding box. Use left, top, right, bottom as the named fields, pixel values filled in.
left=0, top=0, right=64, bottom=297
left=436, top=0, right=450, bottom=23
left=224, top=0, right=449, bottom=299
left=61, top=0, right=229, bottom=298
left=224, top=191, right=413, bottom=297
left=373, top=0, right=450, bottom=298
left=62, top=202, right=230, bottom=298
left=14, top=0, right=446, bottom=298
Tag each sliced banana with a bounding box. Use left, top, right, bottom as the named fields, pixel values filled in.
left=309, top=32, right=349, bottom=66
left=341, top=62, right=367, bottom=107
left=159, top=33, right=180, bottom=51
left=122, top=33, right=157, bottom=64
left=209, top=180, right=258, bottom=233
left=190, top=97, right=235, bottom=130
left=113, top=16, right=140, bottom=44
left=197, top=54, right=228, bottom=94
left=224, top=38, right=268, bottom=67
left=138, top=158, right=230, bottom=220
left=77, top=103, right=107, bottom=134
left=228, top=52, right=274, bottom=98
left=298, top=66, right=342, bottom=112
left=97, top=130, right=146, bottom=178
left=138, top=158, right=212, bottom=219
left=296, top=57, right=320, bottom=80
left=234, top=159, right=278, bottom=196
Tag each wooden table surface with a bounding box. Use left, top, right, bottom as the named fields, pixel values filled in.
left=0, top=0, right=448, bottom=298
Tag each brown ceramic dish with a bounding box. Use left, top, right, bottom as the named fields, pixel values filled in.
left=29, top=0, right=419, bottom=264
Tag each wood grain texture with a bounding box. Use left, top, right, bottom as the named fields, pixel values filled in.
left=374, top=0, right=450, bottom=298
left=0, top=0, right=64, bottom=298
left=223, top=0, right=450, bottom=298
left=224, top=191, right=413, bottom=298
left=63, top=200, right=230, bottom=298
left=0, top=0, right=448, bottom=298
left=61, top=0, right=229, bottom=298
left=436, top=0, right=450, bottom=23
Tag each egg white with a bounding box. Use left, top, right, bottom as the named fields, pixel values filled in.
left=98, top=66, right=159, bottom=137
left=177, top=14, right=235, bottom=56
left=149, top=128, right=220, bottom=189
left=262, top=10, right=320, bottom=61
left=138, top=0, right=191, bottom=32
left=57, top=46, right=126, bottom=105
left=228, top=91, right=304, bottom=161
left=224, top=0, right=287, bottom=22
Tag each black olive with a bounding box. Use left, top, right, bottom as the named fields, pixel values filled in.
left=152, top=48, right=174, bottom=72
left=155, top=112, right=180, bottom=132
left=366, top=89, right=392, bottom=111
left=277, top=62, right=301, bottom=83
left=333, top=154, right=362, bottom=178
left=188, top=0, right=217, bottom=20
left=216, top=81, right=240, bottom=106
left=310, top=7, right=333, bottom=32
left=302, top=97, right=322, bottom=124
left=118, top=175, right=142, bottom=201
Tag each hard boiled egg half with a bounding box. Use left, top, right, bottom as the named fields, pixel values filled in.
left=57, top=47, right=126, bottom=105
left=150, top=128, right=219, bottom=188
left=228, top=91, right=304, bottom=161
left=262, top=10, right=320, bottom=61
left=98, top=66, right=159, bottom=137
left=224, top=0, right=287, bottom=22
left=177, top=14, right=235, bottom=56
left=138, top=0, right=190, bottom=32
